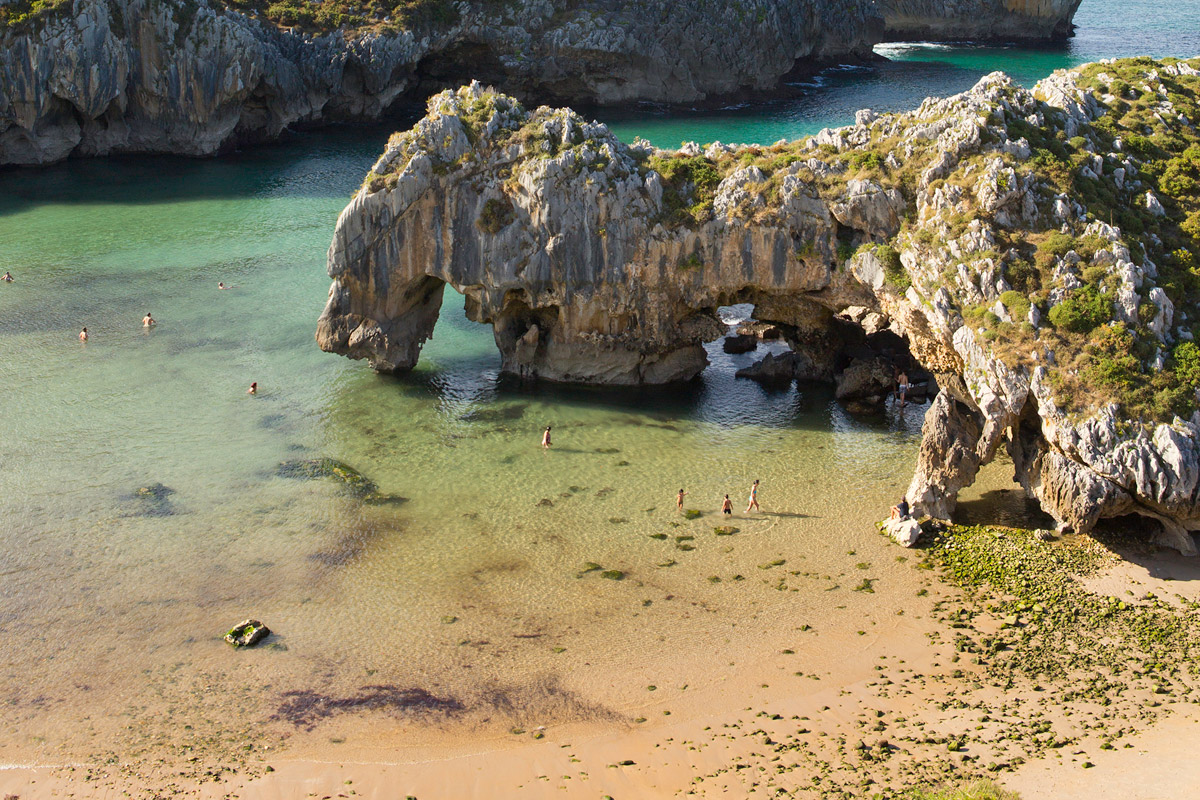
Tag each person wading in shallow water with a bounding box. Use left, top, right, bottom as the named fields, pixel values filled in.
left=1, top=271, right=13, bottom=282
left=541, top=425, right=552, bottom=449
left=78, top=327, right=88, bottom=342
left=677, top=489, right=688, bottom=510
left=722, top=494, right=733, bottom=516
left=142, top=312, right=156, bottom=328
left=247, top=382, right=257, bottom=395
left=746, top=479, right=760, bottom=513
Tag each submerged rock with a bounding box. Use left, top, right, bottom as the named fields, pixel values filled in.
left=277, top=457, right=404, bottom=505
left=225, top=619, right=270, bottom=648
left=127, top=482, right=176, bottom=517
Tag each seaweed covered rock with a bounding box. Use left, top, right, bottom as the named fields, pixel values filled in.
left=320, top=58, right=1200, bottom=551
left=277, top=457, right=406, bottom=504
left=225, top=619, right=270, bottom=647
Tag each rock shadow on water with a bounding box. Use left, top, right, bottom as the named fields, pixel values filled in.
left=271, top=685, right=464, bottom=731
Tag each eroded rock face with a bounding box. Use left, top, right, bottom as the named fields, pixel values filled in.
left=0, top=0, right=881, bottom=165
left=320, top=60, right=1200, bottom=551
left=877, top=0, right=1082, bottom=41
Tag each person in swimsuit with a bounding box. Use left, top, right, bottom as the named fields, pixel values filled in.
left=677, top=489, right=688, bottom=510
left=142, top=312, right=156, bottom=328
left=897, top=370, right=909, bottom=409
left=218, top=282, right=228, bottom=290
left=746, top=479, right=760, bottom=513
left=721, top=495, right=733, bottom=515
left=1, top=271, right=12, bottom=282
left=79, top=327, right=88, bottom=342
left=247, top=381, right=257, bottom=394
left=890, top=497, right=910, bottom=520
left=541, top=425, right=552, bottom=449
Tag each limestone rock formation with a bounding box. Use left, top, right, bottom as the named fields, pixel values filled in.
left=877, top=0, right=1082, bottom=42
left=0, top=0, right=880, bottom=165
left=884, top=516, right=923, bottom=546
left=0, top=0, right=1093, bottom=164
left=319, top=57, right=1200, bottom=551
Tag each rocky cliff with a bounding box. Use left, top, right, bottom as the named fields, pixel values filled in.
left=876, top=0, right=1081, bottom=42
left=318, top=57, right=1200, bottom=552
left=0, top=0, right=881, bottom=164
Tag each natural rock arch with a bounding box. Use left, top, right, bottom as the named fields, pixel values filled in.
left=319, top=65, right=1200, bottom=554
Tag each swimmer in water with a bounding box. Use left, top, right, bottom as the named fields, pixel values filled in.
left=247, top=382, right=257, bottom=395
left=218, top=282, right=228, bottom=290
left=676, top=489, right=688, bottom=510
left=79, top=327, right=88, bottom=342
left=142, top=312, right=156, bottom=328
left=541, top=425, right=552, bottom=449
left=745, top=479, right=760, bottom=513
left=1, top=271, right=12, bottom=282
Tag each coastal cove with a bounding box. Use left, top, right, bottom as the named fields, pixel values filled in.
left=3, top=2, right=1200, bottom=797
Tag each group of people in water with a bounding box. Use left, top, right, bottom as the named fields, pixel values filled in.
left=543, top=424, right=763, bottom=516
left=676, top=479, right=758, bottom=515
left=55, top=279, right=257, bottom=393
left=678, top=480, right=761, bottom=516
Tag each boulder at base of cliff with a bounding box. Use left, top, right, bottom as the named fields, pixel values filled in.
left=736, top=321, right=782, bottom=340
left=835, top=357, right=894, bottom=401
left=225, top=619, right=270, bottom=648
left=735, top=352, right=799, bottom=383
left=884, top=517, right=922, bottom=547
left=723, top=334, right=758, bottom=354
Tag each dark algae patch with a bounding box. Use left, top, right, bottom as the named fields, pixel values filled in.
left=272, top=686, right=463, bottom=731
left=277, top=457, right=406, bottom=504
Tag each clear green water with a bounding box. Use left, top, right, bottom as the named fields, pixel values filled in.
left=0, top=0, right=1193, bottom=764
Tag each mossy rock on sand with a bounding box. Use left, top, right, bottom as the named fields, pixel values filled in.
left=277, top=457, right=402, bottom=504
left=225, top=619, right=270, bottom=648
left=714, top=526, right=739, bottom=536
left=682, top=509, right=702, bottom=519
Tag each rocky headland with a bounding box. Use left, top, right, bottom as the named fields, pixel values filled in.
left=0, top=0, right=1080, bottom=164
left=877, top=0, right=1082, bottom=42
left=317, top=56, right=1200, bottom=551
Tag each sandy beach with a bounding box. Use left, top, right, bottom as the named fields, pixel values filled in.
left=5, top=460, right=1200, bottom=799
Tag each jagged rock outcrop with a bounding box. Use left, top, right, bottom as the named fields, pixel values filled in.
left=319, top=57, right=1200, bottom=552
left=0, top=0, right=881, bottom=164
left=876, top=0, right=1082, bottom=42
left=0, top=0, right=1093, bottom=165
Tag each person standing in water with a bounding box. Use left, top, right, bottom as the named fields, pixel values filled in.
left=721, top=494, right=733, bottom=515
left=541, top=425, right=552, bottom=449
left=1, top=271, right=13, bottom=282
left=746, top=479, right=760, bottom=513
left=142, top=312, right=156, bottom=328
left=78, top=327, right=88, bottom=342
left=676, top=489, right=688, bottom=510
left=896, top=370, right=909, bottom=409
left=247, top=382, right=257, bottom=395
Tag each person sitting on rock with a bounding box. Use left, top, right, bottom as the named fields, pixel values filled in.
left=890, top=497, right=910, bottom=520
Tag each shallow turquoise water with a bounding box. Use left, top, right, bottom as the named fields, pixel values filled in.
left=0, top=0, right=1192, bottom=762
left=600, top=0, right=1200, bottom=147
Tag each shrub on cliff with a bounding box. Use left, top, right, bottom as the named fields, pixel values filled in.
left=476, top=197, right=515, bottom=234
left=1047, top=285, right=1110, bottom=334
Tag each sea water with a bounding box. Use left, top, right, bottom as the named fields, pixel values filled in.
left=0, top=0, right=1194, bottom=765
